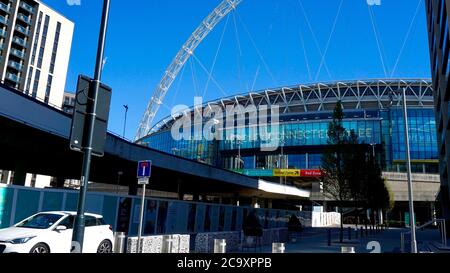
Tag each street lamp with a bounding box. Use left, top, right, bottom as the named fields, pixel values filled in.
left=122, top=105, right=129, bottom=139
left=389, top=88, right=418, bottom=253
left=235, top=138, right=244, bottom=170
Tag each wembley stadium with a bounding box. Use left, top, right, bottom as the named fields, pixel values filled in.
left=136, top=79, right=441, bottom=223
left=139, top=79, right=438, bottom=177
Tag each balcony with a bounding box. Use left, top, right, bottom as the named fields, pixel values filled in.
left=6, top=72, right=20, bottom=83
left=19, top=2, right=34, bottom=14
left=0, top=15, right=7, bottom=25
left=0, top=28, right=6, bottom=38
left=16, top=13, right=31, bottom=24
left=10, top=48, right=25, bottom=59
left=15, top=24, right=29, bottom=36
left=0, top=3, right=10, bottom=13
left=8, top=60, right=23, bottom=71
left=12, top=36, right=27, bottom=47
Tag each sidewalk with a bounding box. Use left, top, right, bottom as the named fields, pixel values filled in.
left=237, top=226, right=446, bottom=253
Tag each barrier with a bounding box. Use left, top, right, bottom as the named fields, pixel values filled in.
left=162, top=235, right=175, bottom=253
left=113, top=232, right=127, bottom=253
left=341, top=246, right=356, bottom=253
left=214, top=239, right=227, bottom=253
left=272, top=243, right=285, bottom=253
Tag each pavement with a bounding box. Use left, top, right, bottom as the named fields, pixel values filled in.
left=237, top=225, right=449, bottom=253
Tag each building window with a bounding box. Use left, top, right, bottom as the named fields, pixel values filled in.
left=49, top=22, right=61, bottom=74
left=44, top=75, right=52, bottom=103
left=31, top=69, right=41, bottom=98
left=37, top=15, right=50, bottom=69
left=31, top=12, right=43, bottom=66
left=25, top=67, right=33, bottom=95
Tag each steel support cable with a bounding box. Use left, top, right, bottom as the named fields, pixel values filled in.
left=299, top=27, right=313, bottom=81
left=251, top=65, right=261, bottom=92
left=236, top=10, right=278, bottom=87
left=232, top=11, right=244, bottom=92
left=368, top=4, right=389, bottom=78
left=314, top=0, right=344, bottom=82
left=203, top=15, right=230, bottom=98
left=391, top=0, right=423, bottom=77
left=297, top=0, right=332, bottom=79
left=170, top=62, right=187, bottom=107
left=191, top=53, right=229, bottom=97
left=190, top=58, right=200, bottom=97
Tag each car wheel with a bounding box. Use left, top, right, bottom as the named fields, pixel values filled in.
left=97, top=240, right=112, bottom=253
left=30, top=243, right=50, bottom=254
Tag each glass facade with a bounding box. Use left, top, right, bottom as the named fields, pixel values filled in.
left=143, top=107, right=439, bottom=175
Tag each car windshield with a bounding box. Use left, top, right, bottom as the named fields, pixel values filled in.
left=16, top=213, right=64, bottom=230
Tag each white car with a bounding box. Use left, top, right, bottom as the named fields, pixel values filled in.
left=0, top=211, right=115, bottom=253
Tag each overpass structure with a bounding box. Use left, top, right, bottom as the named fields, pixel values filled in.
left=0, top=84, right=310, bottom=206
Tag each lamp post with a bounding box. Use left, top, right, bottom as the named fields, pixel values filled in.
left=389, top=88, right=417, bottom=253
left=123, top=105, right=129, bottom=139
left=116, top=171, right=123, bottom=194
left=71, top=0, right=110, bottom=253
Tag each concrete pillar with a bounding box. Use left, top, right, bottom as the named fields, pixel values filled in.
left=12, top=165, right=26, bottom=186
left=55, top=177, right=65, bottom=188
left=193, top=194, right=200, bottom=202
left=128, top=182, right=138, bottom=196
left=177, top=179, right=183, bottom=201
left=252, top=198, right=260, bottom=208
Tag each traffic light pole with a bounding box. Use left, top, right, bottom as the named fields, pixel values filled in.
left=71, top=0, right=111, bottom=253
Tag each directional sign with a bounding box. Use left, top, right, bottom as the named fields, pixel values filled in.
left=137, top=161, right=152, bottom=178
left=138, top=178, right=149, bottom=185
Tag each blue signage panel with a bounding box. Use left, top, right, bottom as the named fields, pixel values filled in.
left=137, top=160, right=152, bottom=178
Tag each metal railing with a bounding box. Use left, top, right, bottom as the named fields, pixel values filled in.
left=401, top=219, right=447, bottom=253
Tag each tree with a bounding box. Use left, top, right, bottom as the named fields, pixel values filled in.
left=321, top=101, right=351, bottom=243
left=343, top=130, right=368, bottom=227
left=364, top=154, right=392, bottom=226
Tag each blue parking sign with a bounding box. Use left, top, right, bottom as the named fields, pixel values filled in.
left=137, top=161, right=152, bottom=178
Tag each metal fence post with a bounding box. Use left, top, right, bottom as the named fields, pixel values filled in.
left=328, top=229, right=332, bottom=246
left=400, top=233, right=405, bottom=253
left=113, top=232, right=126, bottom=253
left=214, top=239, right=227, bottom=254
left=272, top=243, right=285, bottom=253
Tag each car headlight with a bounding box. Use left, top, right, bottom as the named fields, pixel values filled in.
left=10, top=237, right=36, bottom=244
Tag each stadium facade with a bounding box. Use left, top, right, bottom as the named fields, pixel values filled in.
left=138, top=79, right=440, bottom=224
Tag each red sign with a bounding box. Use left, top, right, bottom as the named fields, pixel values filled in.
left=300, top=170, right=323, bottom=177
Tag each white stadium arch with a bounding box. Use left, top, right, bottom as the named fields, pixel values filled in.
left=135, top=0, right=243, bottom=141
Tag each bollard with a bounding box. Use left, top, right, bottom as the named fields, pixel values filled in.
left=113, top=232, right=127, bottom=253
left=341, top=246, right=356, bottom=253
left=272, top=243, right=286, bottom=253
left=328, top=229, right=332, bottom=246
left=162, top=235, right=175, bottom=253
left=214, top=239, right=227, bottom=254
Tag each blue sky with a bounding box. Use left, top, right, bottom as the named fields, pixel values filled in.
left=42, top=0, right=430, bottom=139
